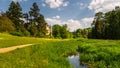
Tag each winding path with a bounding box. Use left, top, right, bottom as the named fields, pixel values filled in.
left=0, top=44, right=33, bottom=53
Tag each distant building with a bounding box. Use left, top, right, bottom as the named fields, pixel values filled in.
left=46, top=25, right=52, bottom=37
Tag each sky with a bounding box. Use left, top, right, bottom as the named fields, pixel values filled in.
left=0, top=0, right=120, bottom=31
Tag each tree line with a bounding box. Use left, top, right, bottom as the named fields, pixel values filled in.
left=90, top=6, right=120, bottom=39
left=0, top=1, right=74, bottom=39
left=0, top=1, right=120, bottom=39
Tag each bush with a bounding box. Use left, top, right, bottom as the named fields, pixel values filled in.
left=23, top=30, right=30, bottom=37
left=10, top=31, right=23, bottom=36
left=0, top=14, right=15, bottom=32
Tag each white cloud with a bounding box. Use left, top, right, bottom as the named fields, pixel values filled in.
left=81, top=17, right=94, bottom=28
left=46, top=18, right=82, bottom=32
left=20, top=18, right=28, bottom=23
left=45, top=18, right=62, bottom=26
left=80, top=3, right=84, bottom=6
left=76, top=2, right=87, bottom=9
left=45, top=0, right=69, bottom=8
left=53, top=15, right=60, bottom=19
left=79, top=3, right=86, bottom=9
left=63, top=2, right=69, bottom=7
left=66, top=19, right=82, bottom=31
left=11, top=0, right=27, bottom=2
left=88, top=0, right=120, bottom=13
left=46, top=16, right=94, bottom=32
left=42, top=3, right=46, bottom=7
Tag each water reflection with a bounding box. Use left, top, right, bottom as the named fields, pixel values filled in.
left=67, top=53, right=88, bottom=68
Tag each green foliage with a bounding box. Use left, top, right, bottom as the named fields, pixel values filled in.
left=74, top=28, right=91, bottom=38
left=5, top=2, right=48, bottom=38
left=0, top=14, right=15, bottom=32
left=28, top=2, right=47, bottom=37
left=52, top=24, right=71, bottom=39
left=52, top=24, right=61, bottom=38
left=75, top=29, right=83, bottom=38
left=91, top=12, right=104, bottom=39
left=60, top=24, right=70, bottom=39
left=10, top=31, right=23, bottom=36
left=20, top=27, right=30, bottom=36
left=91, top=6, right=120, bottom=39
left=28, top=23, right=38, bottom=37
left=6, top=1, right=22, bottom=30
left=29, top=2, right=40, bottom=18
left=37, top=14, right=47, bottom=37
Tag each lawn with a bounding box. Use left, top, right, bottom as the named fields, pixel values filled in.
left=0, top=33, right=120, bottom=68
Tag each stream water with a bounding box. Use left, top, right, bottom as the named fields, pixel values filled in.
left=67, top=53, right=88, bottom=68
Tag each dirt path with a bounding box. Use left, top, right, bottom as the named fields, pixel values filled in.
left=0, top=44, right=33, bottom=53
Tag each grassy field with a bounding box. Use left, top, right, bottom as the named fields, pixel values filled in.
left=0, top=33, right=120, bottom=68
left=0, top=33, right=64, bottom=48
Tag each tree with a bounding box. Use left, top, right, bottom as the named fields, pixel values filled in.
left=0, top=13, right=15, bottom=32
left=6, top=1, right=23, bottom=30
left=81, top=28, right=89, bottom=38
left=52, top=24, right=71, bottom=39
left=37, top=14, right=47, bottom=37
left=90, top=6, right=120, bottom=39
left=28, top=23, right=38, bottom=37
left=104, top=6, right=120, bottom=39
left=60, top=24, right=69, bottom=39
left=29, top=2, right=47, bottom=37
left=91, top=12, right=104, bottom=39
left=29, top=2, right=40, bottom=20
left=52, top=24, right=61, bottom=38
left=75, top=29, right=83, bottom=38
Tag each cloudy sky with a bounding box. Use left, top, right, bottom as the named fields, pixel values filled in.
left=0, top=0, right=120, bottom=31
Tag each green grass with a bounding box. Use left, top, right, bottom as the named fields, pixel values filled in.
left=0, top=33, right=120, bottom=68
left=0, top=33, right=64, bottom=48
left=77, top=39, right=120, bottom=68
left=0, top=39, right=79, bottom=68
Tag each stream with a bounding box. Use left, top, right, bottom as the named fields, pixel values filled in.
left=67, top=53, right=88, bottom=68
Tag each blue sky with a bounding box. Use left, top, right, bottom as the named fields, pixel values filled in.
left=0, top=0, right=120, bottom=31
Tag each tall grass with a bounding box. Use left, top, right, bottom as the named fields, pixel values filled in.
left=78, top=39, right=120, bottom=68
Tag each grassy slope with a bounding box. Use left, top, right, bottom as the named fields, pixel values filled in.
left=0, top=33, right=63, bottom=48
left=0, top=33, right=120, bottom=68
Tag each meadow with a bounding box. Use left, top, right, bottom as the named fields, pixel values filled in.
left=0, top=33, right=120, bottom=68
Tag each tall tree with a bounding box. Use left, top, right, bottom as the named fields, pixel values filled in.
left=6, top=1, right=22, bottom=30
left=29, top=2, right=40, bottom=22
left=91, top=12, right=103, bottom=39
left=90, top=6, right=120, bottom=39
left=104, top=6, right=120, bottom=39
left=37, top=14, right=47, bottom=37
left=29, top=2, right=47, bottom=37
